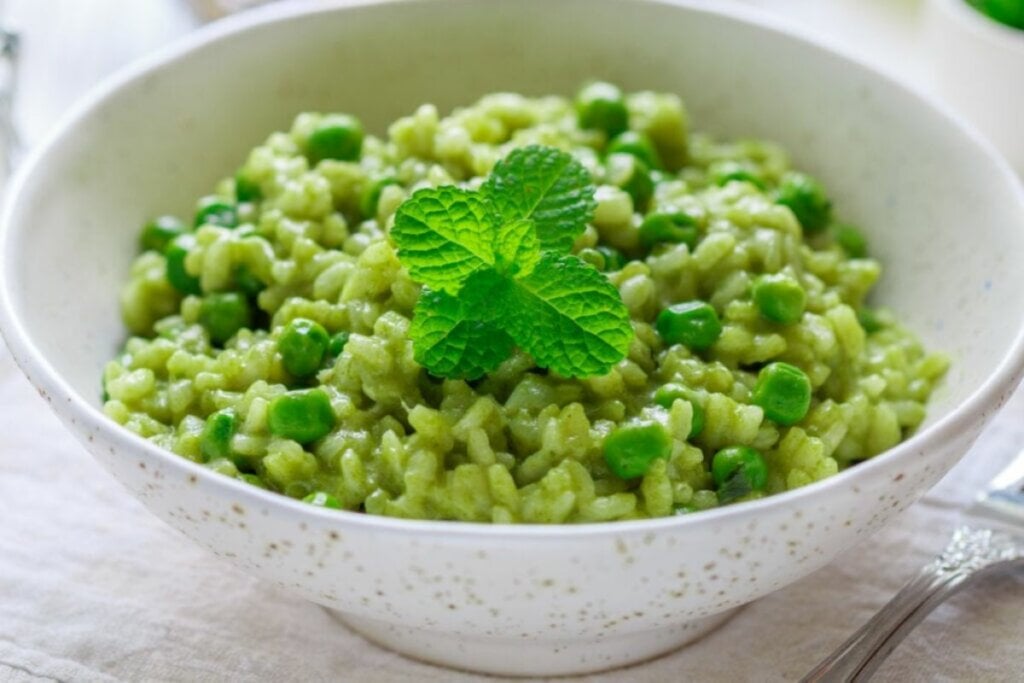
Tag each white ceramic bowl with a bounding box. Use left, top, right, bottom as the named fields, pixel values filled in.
left=2, top=0, right=1024, bottom=676
left=927, top=0, right=1024, bottom=176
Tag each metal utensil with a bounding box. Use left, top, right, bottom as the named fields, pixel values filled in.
left=802, top=451, right=1024, bottom=682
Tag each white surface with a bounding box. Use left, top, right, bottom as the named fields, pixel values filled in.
left=926, top=0, right=1024, bottom=176
left=0, top=0, right=1022, bottom=681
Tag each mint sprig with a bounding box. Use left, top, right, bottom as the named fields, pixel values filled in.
left=392, top=145, right=633, bottom=380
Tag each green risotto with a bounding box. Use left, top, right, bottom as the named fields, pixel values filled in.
left=103, top=84, right=948, bottom=523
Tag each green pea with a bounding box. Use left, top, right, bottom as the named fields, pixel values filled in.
left=140, top=215, right=186, bottom=254
left=673, top=505, right=698, bottom=515
left=968, top=0, right=1024, bottom=28
left=776, top=172, right=831, bottom=234
left=711, top=161, right=765, bottom=188
left=165, top=234, right=202, bottom=295
left=577, top=247, right=605, bottom=270
left=597, top=246, right=625, bottom=271
left=752, top=362, right=811, bottom=426
left=327, top=331, right=351, bottom=358
left=606, top=153, right=654, bottom=212
left=199, top=292, right=252, bottom=346
left=603, top=422, right=672, bottom=479
left=235, top=169, right=262, bottom=203
left=751, top=273, right=806, bottom=324
left=303, top=491, right=342, bottom=509
left=578, top=246, right=625, bottom=272
left=201, top=408, right=237, bottom=462
left=712, top=445, right=768, bottom=503
left=835, top=224, right=868, bottom=258
left=606, top=130, right=662, bottom=170
left=858, top=307, right=884, bottom=334
left=279, top=318, right=330, bottom=377
left=237, top=473, right=266, bottom=489
left=653, top=383, right=704, bottom=438
left=638, top=211, right=698, bottom=250
left=360, top=176, right=401, bottom=219
left=656, top=301, right=722, bottom=351
left=268, top=388, right=335, bottom=444
left=238, top=473, right=266, bottom=489
left=194, top=196, right=238, bottom=228
left=575, top=81, right=629, bottom=137
left=308, top=113, right=364, bottom=164
left=233, top=264, right=265, bottom=296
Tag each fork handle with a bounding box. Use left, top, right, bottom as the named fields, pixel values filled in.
left=801, top=527, right=1024, bottom=683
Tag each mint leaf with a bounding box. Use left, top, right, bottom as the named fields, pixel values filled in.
left=481, top=145, right=597, bottom=253
left=410, top=287, right=514, bottom=380
left=495, top=218, right=540, bottom=277
left=392, top=186, right=497, bottom=294
left=393, top=144, right=633, bottom=380
left=485, top=253, right=633, bottom=377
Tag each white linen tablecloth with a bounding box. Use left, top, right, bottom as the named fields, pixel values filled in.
left=2, top=1, right=1022, bottom=681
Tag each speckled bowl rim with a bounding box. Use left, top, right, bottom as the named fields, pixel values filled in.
left=2, top=0, right=1023, bottom=540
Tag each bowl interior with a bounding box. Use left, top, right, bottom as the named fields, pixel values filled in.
left=4, top=0, right=1024, bottom=432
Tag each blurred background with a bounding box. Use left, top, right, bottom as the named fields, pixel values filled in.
left=0, top=0, right=1021, bottom=186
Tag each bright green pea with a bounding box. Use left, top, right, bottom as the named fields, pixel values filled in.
left=327, top=331, right=351, bottom=358
left=776, top=172, right=831, bottom=234
left=360, top=176, right=401, bottom=219
left=968, top=0, right=1024, bottom=28
left=279, top=318, right=330, bottom=377
left=710, top=161, right=765, bottom=188
left=638, top=212, right=698, bottom=250
left=199, top=292, right=252, bottom=346
left=752, top=362, right=812, bottom=426
left=752, top=273, right=806, bottom=324
left=268, top=388, right=335, bottom=444
left=165, top=233, right=202, bottom=295
left=603, top=422, right=673, bottom=479
left=235, top=169, right=262, bottom=203
left=308, top=113, right=364, bottom=164
left=653, top=383, right=704, bottom=438
left=835, top=224, right=868, bottom=258
left=712, top=445, right=768, bottom=503
left=238, top=473, right=266, bottom=489
left=200, top=408, right=237, bottom=462
left=858, top=308, right=884, bottom=333
left=577, top=248, right=605, bottom=270
left=597, top=246, right=625, bottom=271
left=303, top=491, right=342, bottom=509
left=606, top=153, right=654, bottom=211
left=140, top=215, right=186, bottom=254
left=233, top=264, right=265, bottom=296
left=578, top=246, right=625, bottom=272
left=575, top=81, right=629, bottom=137
left=656, top=301, right=722, bottom=351
left=194, top=196, right=238, bottom=228
left=606, top=130, right=662, bottom=170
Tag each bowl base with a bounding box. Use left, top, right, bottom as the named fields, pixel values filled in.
left=327, top=608, right=739, bottom=677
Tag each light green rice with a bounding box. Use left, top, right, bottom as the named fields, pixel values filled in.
left=104, top=90, right=947, bottom=523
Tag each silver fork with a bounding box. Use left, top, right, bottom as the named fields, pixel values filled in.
left=802, top=451, right=1024, bottom=682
